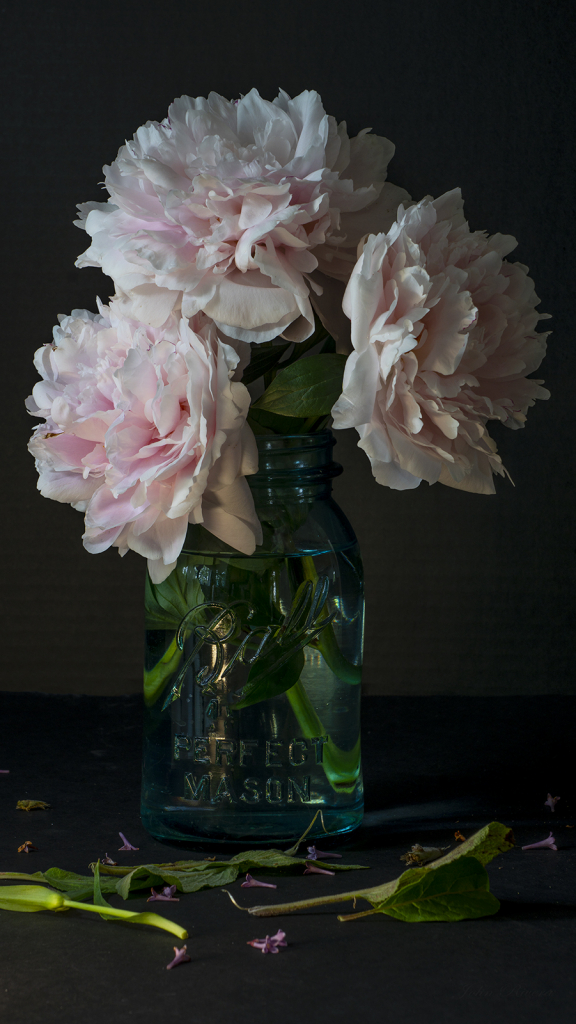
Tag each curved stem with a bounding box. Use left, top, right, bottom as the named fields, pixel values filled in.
left=286, top=679, right=360, bottom=793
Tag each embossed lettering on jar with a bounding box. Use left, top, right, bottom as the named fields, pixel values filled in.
left=141, top=431, right=364, bottom=844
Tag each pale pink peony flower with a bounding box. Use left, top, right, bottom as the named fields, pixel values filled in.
left=332, top=189, right=551, bottom=493
left=26, top=303, right=262, bottom=582
left=75, top=89, right=408, bottom=347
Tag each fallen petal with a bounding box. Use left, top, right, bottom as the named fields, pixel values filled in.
left=247, top=929, right=287, bottom=953
left=101, top=854, right=117, bottom=865
left=241, top=873, right=277, bottom=889
left=306, top=845, right=342, bottom=860
left=148, top=885, right=180, bottom=902
left=17, top=841, right=38, bottom=853
left=118, top=831, right=139, bottom=851
left=0, top=770, right=9, bottom=774
left=544, top=794, right=560, bottom=812
left=16, top=800, right=51, bottom=812
left=166, top=945, right=191, bottom=970
left=303, top=863, right=335, bottom=876
left=522, top=832, right=558, bottom=851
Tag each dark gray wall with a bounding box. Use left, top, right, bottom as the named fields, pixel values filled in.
left=3, top=0, right=574, bottom=695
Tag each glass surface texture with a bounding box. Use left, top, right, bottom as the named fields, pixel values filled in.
left=141, top=432, right=364, bottom=844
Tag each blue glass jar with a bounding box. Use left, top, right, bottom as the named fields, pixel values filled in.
left=141, top=431, right=364, bottom=845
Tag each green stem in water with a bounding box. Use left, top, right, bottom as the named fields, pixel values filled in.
left=144, top=636, right=183, bottom=707
left=286, top=679, right=360, bottom=793
left=300, top=556, right=361, bottom=685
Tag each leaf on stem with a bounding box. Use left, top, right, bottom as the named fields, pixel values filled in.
left=252, top=354, right=347, bottom=418
left=241, top=821, right=515, bottom=922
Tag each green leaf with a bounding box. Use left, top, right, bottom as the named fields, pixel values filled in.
left=95, top=850, right=368, bottom=899
left=372, top=857, right=500, bottom=923
left=145, top=564, right=204, bottom=630
left=242, top=341, right=292, bottom=385
left=0, top=868, right=119, bottom=902
left=252, top=354, right=347, bottom=418
left=233, top=646, right=305, bottom=710
left=243, top=821, right=514, bottom=919
left=92, top=861, right=118, bottom=920
left=247, top=406, right=311, bottom=436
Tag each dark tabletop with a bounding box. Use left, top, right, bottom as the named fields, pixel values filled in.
left=1, top=694, right=574, bottom=1024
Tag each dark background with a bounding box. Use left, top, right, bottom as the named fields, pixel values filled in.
left=2, top=0, right=574, bottom=696
left=1, top=6, right=575, bottom=1023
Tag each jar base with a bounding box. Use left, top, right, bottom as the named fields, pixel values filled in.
left=140, top=803, right=364, bottom=847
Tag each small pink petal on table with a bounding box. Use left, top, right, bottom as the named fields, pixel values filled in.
left=247, top=929, right=287, bottom=953
left=0, top=770, right=9, bottom=774
left=522, top=832, right=557, bottom=851
left=241, top=873, right=277, bottom=889
left=303, top=863, right=335, bottom=876
left=306, top=845, right=342, bottom=860
left=148, top=885, right=180, bottom=902
left=118, top=832, right=139, bottom=851
left=166, top=945, right=191, bottom=970
left=545, top=794, right=560, bottom=812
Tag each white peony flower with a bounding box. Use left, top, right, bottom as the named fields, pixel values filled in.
left=332, top=189, right=551, bottom=493
left=27, top=304, right=261, bottom=582
left=75, top=89, right=408, bottom=346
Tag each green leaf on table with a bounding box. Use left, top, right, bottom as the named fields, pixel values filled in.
left=252, top=354, right=347, bottom=418
left=0, top=868, right=119, bottom=902
left=92, top=861, right=118, bottom=920
left=243, top=821, right=514, bottom=921
left=370, top=857, right=500, bottom=923
left=96, top=849, right=368, bottom=899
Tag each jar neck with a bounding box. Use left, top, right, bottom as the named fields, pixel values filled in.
left=249, top=431, right=342, bottom=506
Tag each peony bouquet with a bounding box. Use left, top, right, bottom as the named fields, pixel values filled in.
left=27, top=89, right=551, bottom=582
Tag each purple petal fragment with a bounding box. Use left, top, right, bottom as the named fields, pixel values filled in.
left=544, top=794, right=560, bottom=812
left=241, top=873, right=277, bottom=889
left=0, top=770, right=9, bottom=774
left=247, top=929, right=287, bottom=954
left=522, top=832, right=558, bottom=851
left=101, top=854, right=117, bottom=865
left=306, top=845, right=342, bottom=860
left=303, top=863, right=335, bottom=876
left=166, top=945, right=191, bottom=970
left=148, top=885, right=180, bottom=902
left=118, top=831, right=139, bottom=851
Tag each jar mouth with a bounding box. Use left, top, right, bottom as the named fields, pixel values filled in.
left=255, top=429, right=334, bottom=454
left=250, top=429, right=342, bottom=492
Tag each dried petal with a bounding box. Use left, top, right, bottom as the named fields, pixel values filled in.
left=522, top=832, right=558, bottom=851
left=118, top=832, right=139, bottom=852
left=306, top=845, right=342, bottom=860
left=17, top=841, right=38, bottom=853
left=101, top=854, right=117, bottom=865
left=303, top=863, right=335, bottom=876
left=148, top=885, right=180, bottom=902
left=241, top=873, right=277, bottom=889
left=247, top=929, right=287, bottom=953
left=544, top=794, right=560, bottom=812
left=16, top=800, right=50, bottom=812
left=166, top=945, right=191, bottom=970
left=400, top=844, right=450, bottom=866
left=454, top=831, right=466, bottom=842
